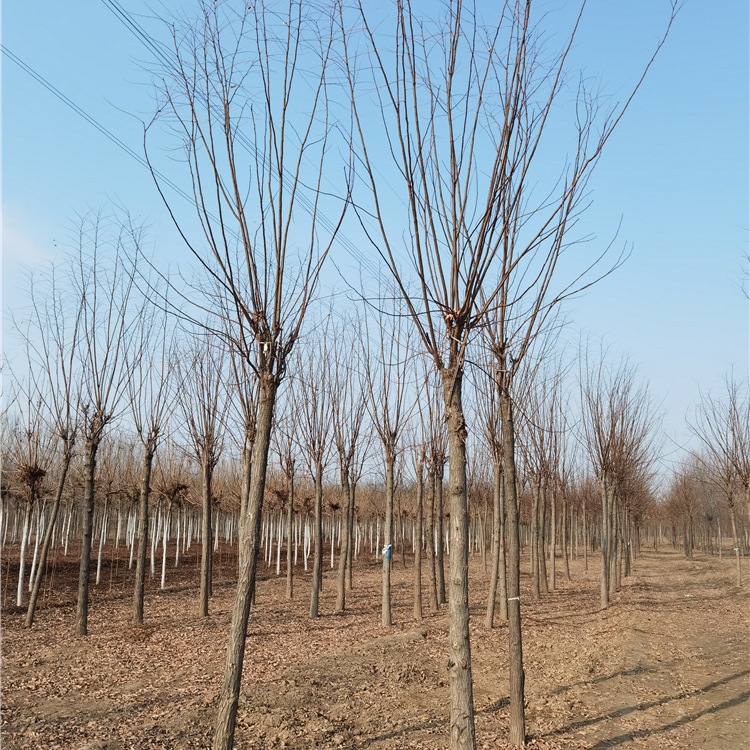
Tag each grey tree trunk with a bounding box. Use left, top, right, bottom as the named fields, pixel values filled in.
left=26, top=444, right=73, bottom=627
left=485, top=460, right=507, bottom=628
left=414, top=461, right=423, bottom=621
left=381, top=452, right=395, bottom=626
left=599, top=478, right=609, bottom=609
left=562, top=494, right=570, bottom=581
left=76, top=432, right=102, bottom=636
left=538, top=485, right=549, bottom=595
left=441, top=368, right=475, bottom=750
left=531, top=479, right=540, bottom=600
left=335, top=472, right=350, bottom=612
left=310, top=459, right=324, bottom=618
left=436, top=463, right=446, bottom=605
left=499, top=387, right=525, bottom=747
left=346, top=485, right=356, bottom=591
left=427, top=468, right=438, bottom=612
left=549, top=486, right=556, bottom=591
left=212, top=379, right=277, bottom=750
left=133, top=441, right=155, bottom=623
left=200, top=457, right=213, bottom=617
left=286, top=471, right=294, bottom=600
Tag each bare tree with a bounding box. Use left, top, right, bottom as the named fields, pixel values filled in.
left=128, top=285, right=177, bottom=624
left=178, top=339, right=225, bottom=617
left=145, top=1, right=348, bottom=742
left=341, top=1, right=675, bottom=743
left=579, top=352, right=660, bottom=607
left=295, top=324, right=334, bottom=619
left=14, top=264, right=84, bottom=627
left=689, top=378, right=750, bottom=586
left=5, top=370, right=54, bottom=609
left=362, top=300, right=412, bottom=627
left=330, top=319, right=368, bottom=613
left=73, top=213, right=140, bottom=636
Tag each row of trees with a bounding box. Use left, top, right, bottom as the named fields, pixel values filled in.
left=6, top=1, right=729, bottom=749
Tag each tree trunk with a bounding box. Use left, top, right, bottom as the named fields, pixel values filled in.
left=730, top=505, right=741, bottom=586
left=549, top=486, right=556, bottom=591
left=76, top=432, right=102, bottom=636
left=439, top=368, right=475, bottom=749
left=26, top=443, right=73, bottom=627
left=499, top=386, right=525, bottom=747
left=436, top=462, right=446, bottom=605
left=16, top=499, right=34, bottom=607
left=531, top=478, right=540, bottom=600
left=310, top=458, right=323, bottom=618
left=414, top=460, right=423, bottom=621
left=133, top=441, right=155, bottom=623
left=213, top=377, right=277, bottom=750
left=200, top=456, right=213, bottom=617
left=336, top=472, right=350, bottom=612
left=485, top=459, right=505, bottom=628
left=381, top=451, right=395, bottom=627
left=538, top=484, right=549, bottom=595
left=427, top=467, right=439, bottom=612
left=599, top=478, right=609, bottom=609
left=286, top=470, right=294, bottom=600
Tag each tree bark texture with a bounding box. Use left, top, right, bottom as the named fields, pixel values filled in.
left=336, top=472, right=350, bottom=612
left=414, top=461, right=423, bottom=621
left=381, top=452, right=395, bottom=627
left=133, top=441, right=155, bottom=623
left=442, top=368, right=475, bottom=750
left=500, top=387, right=526, bottom=747
left=310, top=459, right=324, bottom=618
left=436, top=463, right=446, bottom=605
left=200, top=457, right=213, bottom=617
left=286, top=470, right=294, bottom=600
left=213, top=379, right=277, bottom=750
left=76, top=433, right=101, bottom=636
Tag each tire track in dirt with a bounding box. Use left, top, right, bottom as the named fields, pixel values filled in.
left=548, top=551, right=750, bottom=749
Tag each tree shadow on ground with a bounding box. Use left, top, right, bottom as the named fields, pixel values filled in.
left=547, top=669, right=750, bottom=746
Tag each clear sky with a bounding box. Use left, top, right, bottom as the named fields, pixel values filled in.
left=2, top=0, right=748, bottom=478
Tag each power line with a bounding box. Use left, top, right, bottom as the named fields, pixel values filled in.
left=97, top=0, right=382, bottom=279
left=1, top=44, right=198, bottom=211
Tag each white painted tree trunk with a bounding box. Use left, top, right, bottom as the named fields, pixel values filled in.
left=115, top=507, right=122, bottom=551
left=175, top=513, right=181, bottom=567
left=276, top=512, right=282, bottom=576
left=304, top=516, right=310, bottom=571
left=17, top=502, right=32, bottom=606
left=64, top=504, right=73, bottom=557
left=96, top=505, right=108, bottom=585
left=29, top=504, right=45, bottom=592
left=161, top=508, right=170, bottom=589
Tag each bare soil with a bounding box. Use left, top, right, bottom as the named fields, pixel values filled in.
left=2, top=542, right=748, bottom=749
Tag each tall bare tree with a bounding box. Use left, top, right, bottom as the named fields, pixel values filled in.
left=689, top=378, right=750, bottom=586
left=73, top=213, right=140, bottom=636
left=178, top=339, right=225, bottom=617
left=362, top=300, right=412, bottom=627
left=128, top=287, right=177, bottom=624
left=295, top=325, right=334, bottom=619
left=145, top=1, right=349, bottom=744
left=341, top=1, right=675, bottom=742
left=580, top=352, right=660, bottom=607
left=16, top=264, right=83, bottom=627
left=331, top=319, right=368, bottom=613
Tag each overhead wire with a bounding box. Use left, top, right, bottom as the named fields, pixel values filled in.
left=98, top=0, right=382, bottom=280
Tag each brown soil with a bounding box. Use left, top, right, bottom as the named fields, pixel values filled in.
left=2, top=542, right=748, bottom=749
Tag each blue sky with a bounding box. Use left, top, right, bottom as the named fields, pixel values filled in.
left=2, top=0, right=748, bottom=477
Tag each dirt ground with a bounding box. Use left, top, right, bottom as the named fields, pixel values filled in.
left=2, top=540, right=748, bottom=749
